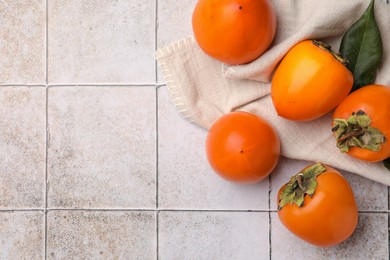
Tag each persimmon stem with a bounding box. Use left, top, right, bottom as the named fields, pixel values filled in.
left=333, top=111, right=385, bottom=152
left=338, top=128, right=365, bottom=142
left=312, top=40, right=349, bottom=66
left=297, top=173, right=306, bottom=192
left=278, top=163, right=326, bottom=210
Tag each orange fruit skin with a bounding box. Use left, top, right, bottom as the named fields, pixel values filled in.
left=206, top=111, right=280, bottom=183
left=271, top=40, right=353, bottom=121
left=192, top=0, right=277, bottom=65
left=278, top=165, right=358, bottom=247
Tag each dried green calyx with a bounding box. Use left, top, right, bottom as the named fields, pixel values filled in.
left=278, top=162, right=327, bottom=210
left=332, top=110, right=385, bottom=153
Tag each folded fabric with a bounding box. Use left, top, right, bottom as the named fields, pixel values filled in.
left=156, top=0, right=390, bottom=185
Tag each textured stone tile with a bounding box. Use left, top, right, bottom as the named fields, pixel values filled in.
left=271, top=212, right=388, bottom=259
left=48, top=87, right=156, bottom=208
left=157, top=0, right=197, bottom=83
left=48, top=0, right=155, bottom=84
left=269, top=158, right=388, bottom=211
left=47, top=211, right=156, bottom=259
left=342, top=170, right=388, bottom=212
left=0, top=211, right=44, bottom=259
left=0, top=87, right=46, bottom=208
left=0, top=1, right=46, bottom=84
left=159, top=211, right=269, bottom=259
left=158, top=87, right=269, bottom=210
left=157, top=0, right=196, bottom=48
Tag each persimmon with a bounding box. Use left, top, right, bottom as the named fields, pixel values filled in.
left=192, top=0, right=276, bottom=65
left=278, top=163, right=358, bottom=247
left=206, top=111, right=280, bottom=183
left=271, top=40, right=353, bottom=121
left=332, top=84, right=390, bottom=162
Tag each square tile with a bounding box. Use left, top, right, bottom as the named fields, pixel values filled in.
left=48, top=0, right=155, bottom=84
left=47, top=87, right=156, bottom=208
left=47, top=211, right=156, bottom=259
left=156, top=0, right=197, bottom=83
left=0, top=1, right=46, bottom=84
left=269, top=158, right=388, bottom=211
left=342, top=170, right=388, bottom=212
left=271, top=212, right=388, bottom=259
left=157, top=0, right=196, bottom=48
left=159, top=211, right=269, bottom=259
left=0, top=87, right=46, bottom=208
left=0, top=211, right=44, bottom=259
left=158, top=87, right=269, bottom=210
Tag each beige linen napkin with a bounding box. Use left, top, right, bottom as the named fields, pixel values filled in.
left=156, top=0, right=390, bottom=185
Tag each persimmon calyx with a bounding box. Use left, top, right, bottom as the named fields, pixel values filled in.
left=332, top=110, right=385, bottom=153
left=278, top=163, right=326, bottom=210
left=312, top=40, right=349, bottom=66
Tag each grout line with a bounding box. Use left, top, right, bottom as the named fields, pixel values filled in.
left=156, top=211, right=159, bottom=260
left=44, top=209, right=48, bottom=260
left=0, top=84, right=46, bottom=87
left=4, top=208, right=274, bottom=213
left=44, top=208, right=157, bottom=212
left=156, top=86, right=159, bottom=210
left=388, top=213, right=390, bottom=258
left=154, top=2, right=160, bottom=254
left=45, top=0, right=49, bottom=258
left=268, top=175, right=272, bottom=260
left=155, top=0, right=159, bottom=84
left=45, top=0, right=49, bottom=85
left=157, top=209, right=272, bottom=213
left=45, top=88, right=49, bottom=210
left=1, top=208, right=389, bottom=213
left=46, top=83, right=157, bottom=87
left=0, top=209, right=45, bottom=212
left=44, top=88, right=49, bottom=260
left=358, top=210, right=390, bottom=214
left=0, top=84, right=161, bottom=87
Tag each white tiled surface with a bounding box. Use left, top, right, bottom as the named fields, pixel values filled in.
left=0, top=0, right=389, bottom=259
left=0, top=211, right=45, bottom=259
left=159, top=211, right=269, bottom=259
left=48, top=0, right=156, bottom=84
left=0, top=1, right=46, bottom=84
left=47, top=87, right=156, bottom=209
left=0, top=87, right=46, bottom=209
left=47, top=211, right=156, bottom=259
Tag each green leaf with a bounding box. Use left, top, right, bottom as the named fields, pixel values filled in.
left=384, top=158, right=390, bottom=172
left=339, top=0, right=383, bottom=92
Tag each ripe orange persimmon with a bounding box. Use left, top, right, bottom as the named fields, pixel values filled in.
left=206, top=111, right=280, bottom=183
left=332, top=84, right=390, bottom=162
left=192, top=0, right=276, bottom=65
left=271, top=40, right=353, bottom=121
left=278, top=163, right=358, bottom=247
